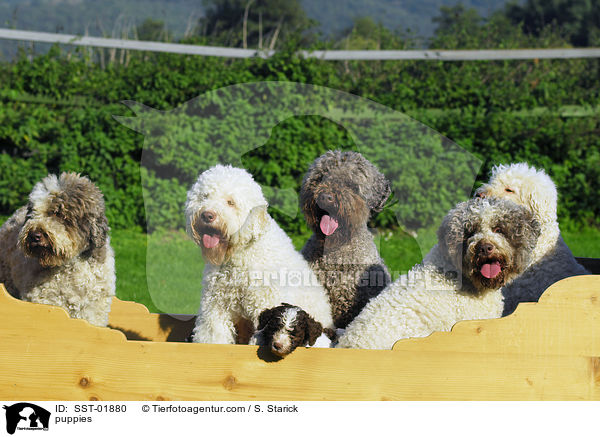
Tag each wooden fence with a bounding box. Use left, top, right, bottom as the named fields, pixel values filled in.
left=1, top=275, right=599, bottom=400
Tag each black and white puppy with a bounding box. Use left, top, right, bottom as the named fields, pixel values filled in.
left=251, top=303, right=336, bottom=357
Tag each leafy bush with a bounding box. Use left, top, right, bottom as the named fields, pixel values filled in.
left=0, top=45, right=598, bottom=233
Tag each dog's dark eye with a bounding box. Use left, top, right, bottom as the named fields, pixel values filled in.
left=504, top=188, right=514, bottom=193
left=493, top=227, right=503, bottom=234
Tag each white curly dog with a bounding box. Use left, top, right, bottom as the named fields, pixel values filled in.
left=475, top=163, right=588, bottom=315
left=185, top=165, right=334, bottom=348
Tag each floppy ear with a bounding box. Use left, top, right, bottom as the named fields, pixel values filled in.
left=300, top=153, right=330, bottom=198
left=368, top=172, right=391, bottom=213
left=514, top=208, right=541, bottom=253
left=232, top=204, right=270, bottom=247
left=437, top=204, right=461, bottom=252
left=530, top=217, right=541, bottom=242
left=257, top=307, right=279, bottom=330
left=524, top=216, right=541, bottom=253
left=437, top=201, right=471, bottom=267
left=303, top=313, right=323, bottom=346
left=88, top=213, right=109, bottom=253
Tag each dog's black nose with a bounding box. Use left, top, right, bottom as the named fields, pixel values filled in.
left=29, top=231, right=43, bottom=243
left=319, top=192, right=335, bottom=206
left=480, top=243, right=494, bottom=254
left=201, top=210, right=216, bottom=223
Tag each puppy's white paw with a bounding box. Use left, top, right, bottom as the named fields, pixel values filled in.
left=311, top=332, right=333, bottom=348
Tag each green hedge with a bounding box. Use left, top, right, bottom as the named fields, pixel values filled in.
left=0, top=46, right=598, bottom=233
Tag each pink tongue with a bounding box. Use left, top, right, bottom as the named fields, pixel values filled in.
left=202, top=234, right=220, bottom=249
left=320, top=215, right=339, bottom=236
left=480, top=261, right=501, bottom=279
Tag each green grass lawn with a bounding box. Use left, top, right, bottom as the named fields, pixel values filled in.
left=111, top=229, right=202, bottom=313
left=111, top=227, right=434, bottom=314
left=112, top=225, right=600, bottom=313
left=561, top=227, right=600, bottom=258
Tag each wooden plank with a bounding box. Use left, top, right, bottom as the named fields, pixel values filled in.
left=108, top=298, right=195, bottom=342
left=0, top=276, right=599, bottom=400
left=393, top=275, right=600, bottom=356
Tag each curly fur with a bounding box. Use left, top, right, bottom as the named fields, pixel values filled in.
left=475, top=163, right=588, bottom=315
left=300, top=150, right=392, bottom=328
left=475, top=163, right=558, bottom=263
left=251, top=303, right=327, bottom=356
left=336, top=198, right=539, bottom=349
left=0, top=172, right=115, bottom=326
left=186, top=165, right=333, bottom=345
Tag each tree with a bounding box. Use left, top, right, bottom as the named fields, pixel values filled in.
left=432, top=3, right=482, bottom=38
left=135, top=18, right=172, bottom=42
left=429, top=3, right=569, bottom=49
left=337, top=17, right=410, bottom=50
left=197, top=0, right=314, bottom=48
left=430, top=4, right=498, bottom=49
left=505, top=0, right=600, bottom=47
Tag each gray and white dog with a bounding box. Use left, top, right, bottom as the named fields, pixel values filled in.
left=300, top=150, right=392, bottom=329
left=0, top=172, right=115, bottom=326
left=337, top=197, right=540, bottom=349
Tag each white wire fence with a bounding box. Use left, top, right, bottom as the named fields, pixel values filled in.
left=2, top=28, right=600, bottom=61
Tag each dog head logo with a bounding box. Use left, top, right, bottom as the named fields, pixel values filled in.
left=115, top=82, right=482, bottom=311
left=3, top=403, right=50, bottom=434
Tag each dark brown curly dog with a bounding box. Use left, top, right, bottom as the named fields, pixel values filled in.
left=300, top=150, right=392, bottom=328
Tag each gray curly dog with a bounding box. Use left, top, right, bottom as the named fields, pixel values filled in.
left=300, top=150, right=392, bottom=328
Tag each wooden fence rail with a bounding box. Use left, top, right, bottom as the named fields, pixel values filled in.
left=1, top=275, right=599, bottom=400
